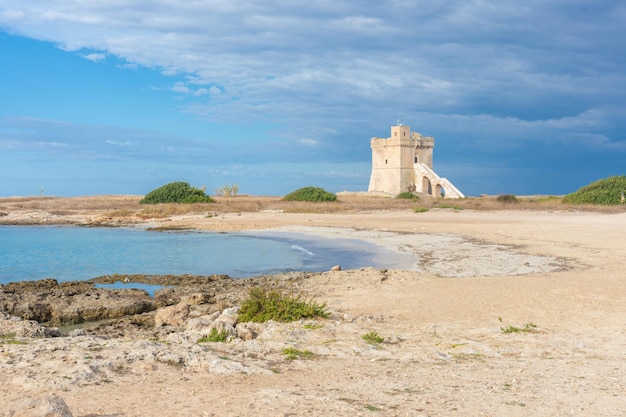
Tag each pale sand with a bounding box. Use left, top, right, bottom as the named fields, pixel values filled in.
left=2, top=208, right=626, bottom=416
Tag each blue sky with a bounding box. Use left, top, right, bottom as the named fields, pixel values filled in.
left=1, top=1, right=624, bottom=197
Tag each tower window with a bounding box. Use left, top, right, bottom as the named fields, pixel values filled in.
left=385, top=159, right=388, bottom=164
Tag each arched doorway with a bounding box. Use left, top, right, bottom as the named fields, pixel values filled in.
left=422, top=177, right=432, bottom=195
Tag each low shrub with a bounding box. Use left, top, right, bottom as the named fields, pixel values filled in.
left=237, top=286, right=330, bottom=323
left=496, top=194, right=519, bottom=203
left=396, top=192, right=419, bottom=200
left=501, top=323, right=538, bottom=334
left=362, top=331, right=384, bottom=345
left=283, top=186, right=337, bottom=202
left=140, top=181, right=215, bottom=204
left=197, top=327, right=230, bottom=343
left=282, top=347, right=315, bottom=360
left=413, top=207, right=429, bottom=213
left=563, top=175, right=626, bottom=205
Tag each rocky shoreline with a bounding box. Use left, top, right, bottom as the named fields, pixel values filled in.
left=1, top=271, right=319, bottom=335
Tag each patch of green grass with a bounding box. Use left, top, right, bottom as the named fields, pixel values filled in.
left=197, top=327, right=231, bottom=343
left=501, top=323, right=538, bottom=334
left=303, top=323, right=324, bottom=330
left=237, top=286, right=329, bottom=323
left=413, top=206, right=429, bottom=213
left=364, top=404, right=381, bottom=411
left=362, top=331, right=384, bottom=345
left=0, top=333, right=26, bottom=345
left=282, top=347, right=316, bottom=360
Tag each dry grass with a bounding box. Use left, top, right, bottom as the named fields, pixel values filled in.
left=1, top=194, right=625, bottom=217
left=0, top=195, right=142, bottom=212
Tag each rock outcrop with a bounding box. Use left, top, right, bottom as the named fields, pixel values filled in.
left=0, top=279, right=156, bottom=327
left=6, top=393, right=73, bottom=417
left=0, top=272, right=314, bottom=331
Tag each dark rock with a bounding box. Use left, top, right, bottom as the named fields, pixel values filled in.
left=0, top=279, right=157, bottom=326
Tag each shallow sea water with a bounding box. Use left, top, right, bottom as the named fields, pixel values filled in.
left=0, top=225, right=410, bottom=285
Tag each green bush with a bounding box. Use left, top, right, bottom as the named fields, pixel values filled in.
left=362, top=331, right=384, bottom=345
left=396, top=192, right=419, bottom=200
left=197, top=327, right=230, bottom=343
left=563, top=175, right=626, bottom=205
left=139, top=181, right=215, bottom=204
left=282, top=347, right=315, bottom=360
left=237, top=286, right=330, bottom=323
left=283, top=186, right=337, bottom=202
left=496, top=194, right=519, bottom=203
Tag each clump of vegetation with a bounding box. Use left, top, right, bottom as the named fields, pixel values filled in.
left=197, top=327, right=230, bottom=343
left=501, top=323, right=538, bottom=334
left=396, top=192, right=419, bottom=200
left=563, top=175, right=626, bottom=205
left=237, top=286, right=330, bottom=323
left=283, top=186, right=337, bottom=202
left=214, top=184, right=239, bottom=197
left=362, top=331, right=384, bottom=345
left=497, top=194, right=519, bottom=203
left=0, top=332, right=26, bottom=345
left=437, top=204, right=463, bottom=210
left=140, top=181, right=215, bottom=204
left=413, top=207, right=429, bottom=213
left=282, top=347, right=316, bottom=360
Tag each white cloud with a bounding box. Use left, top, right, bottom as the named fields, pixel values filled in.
left=297, top=138, right=319, bottom=146
left=82, top=52, right=106, bottom=62
left=171, top=81, right=190, bottom=93
left=106, top=140, right=131, bottom=146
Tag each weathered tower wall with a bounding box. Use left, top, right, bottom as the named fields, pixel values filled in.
left=413, top=132, right=434, bottom=168
left=368, top=125, right=434, bottom=195
left=368, top=125, right=416, bottom=195
left=368, top=124, right=463, bottom=198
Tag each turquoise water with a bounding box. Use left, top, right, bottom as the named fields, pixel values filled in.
left=0, top=226, right=410, bottom=285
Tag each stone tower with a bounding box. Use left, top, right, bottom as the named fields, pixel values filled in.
left=368, top=124, right=464, bottom=198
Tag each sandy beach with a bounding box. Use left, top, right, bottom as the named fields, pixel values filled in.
left=1, top=197, right=625, bottom=416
